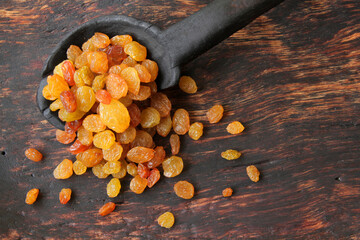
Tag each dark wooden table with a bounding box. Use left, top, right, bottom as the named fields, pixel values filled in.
left=1, top=0, right=359, bottom=239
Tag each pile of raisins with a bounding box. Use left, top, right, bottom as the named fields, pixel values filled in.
left=25, top=32, right=261, bottom=227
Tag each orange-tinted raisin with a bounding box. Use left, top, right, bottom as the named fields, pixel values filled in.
left=246, top=165, right=260, bottom=182
left=99, top=202, right=116, bottom=216
left=134, top=64, right=151, bottom=83
left=156, top=115, right=172, bottom=137
left=103, top=142, right=123, bottom=162
left=127, top=147, right=155, bottom=163
left=69, top=139, right=91, bottom=155
left=73, top=160, right=87, bottom=175
left=66, top=45, right=82, bottom=63
left=141, top=60, right=158, bottom=82
left=120, top=67, right=140, bottom=95
left=65, top=119, right=83, bottom=134
left=222, top=188, right=233, bottom=197
left=77, top=126, right=93, bottom=146
left=170, top=134, right=180, bottom=155
left=47, top=74, right=69, bottom=99
left=59, top=188, right=72, bottom=204
left=130, top=175, right=148, bottom=194
left=61, top=60, right=76, bottom=86
left=121, top=56, right=137, bottom=67
left=60, top=90, right=77, bottom=113
left=74, top=66, right=94, bottom=87
left=137, top=163, right=150, bottom=178
left=102, top=45, right=127, bottom=66
left=109, top=63, right=128, bottom=75
left=188, top=122, right=203, bottom=141
left=75, top=51, right=89, bottom=69
left=25, top=148, right=43, bottom=162
left=128, top=85, right=151, bottom=101
left=25, top=188, right=39, bottom=205
left=93, top=130, right=115, bottom=150
left=92, top=74, right=107, bottom=92
left=162, top=156, right=183, bottom=178
left=146, top=146, right=165, bottom=169
left=56, top=129, right=76, bottom=144
left=172, top=109, right=190, bottom=135
left=179, top=76, right=197, bottom=94
left=76, top=148, right=103, bottom=167
left=130, top=130, right=154, bottom=148
left=124, top=41, right=147, bottom=61
left=76, top=86, right=96, bottom=112
left=58, top=108, right=86, bottom=122
left=53, top=159, right=73, bottom=179
left=92, top=32, right=110, bottom=49
left=111, top=34, right=133, bottom=47
left=207, top=104, right=224, bottom=123
left=140, top=107, right=161, bottom=128
left=226, top=121, right=245, bottom=134
left=174, top=181, right=194, bottom=199
left=87, top=51, right=108, bottom=74
left=107, top=178, right=121, bottom=197
left=106, top=73, right=128, bottom=99
left=127, top=162, right=138, bottom=177
left=92, top=161, right=109, bottom=179
left=99, top=99, right=130, bottom=133
left=147, top=168, right=160, bottom=188
left=83, top=114, right=106, bottom=133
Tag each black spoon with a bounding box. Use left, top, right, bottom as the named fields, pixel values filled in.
left=37, top=0, right=284, bottom=130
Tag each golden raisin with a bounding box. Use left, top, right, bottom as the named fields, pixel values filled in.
left=74, top=66, right=94, bottom=87
left=25, top=188, right=39, bottom=205
left=221, top=149, right=241, bottom=160
left=140, top=107, right=161, bottom=128
left=58, top=108, right=85, bottom=122
left=246, top=165, right=260, bottom=182
left=103, top=142, right=123, bottom=162
left=222, top=188, right=233, bottom=197
left=103, top=161, right=121, bottom=174
left=76, top=148, right=103, bottom=167
left=67, top=45, right=82, bottom=63
left=130, top=175, right=148, bottom=194
left=207, top=104, right=224, bottom=123
left=116, top=126, right=136, bottom=144
left=59, top=188, right=72, bottom=204
left=111, top=34, right=132, bottom=47
left=170, top=134, right=180, bottom=155
left=134, top=64, right=151, bottom=83
left=74, top=51, right=89, bottom=69
left=87, top=51, right=108, bottom=74
left=128, top=85, right=151, bottom=101
left=109, top=63, right=128, bottom=75
left=106, top=73, right=128, bottom=99
left=92, top=74, right=107, bottom=92
left=156, top=115, right=172, bottom=137
left=47, top=74, right=69, bottom=99
left=188, top=122, right=203, bottom=140
left=147, top=168, right=160, bottom=188
left=107, top=178, right=121, bottom=198
left=54, top=61, right=65, bottom=78
left=76, top=86, right=96, bottom=112
left=120, top=67, right=140, bottom=95
left=112, top=159, right=127, bottom=179
left=172, top=109, right=190, bottom=135
left=174, top=181, right=194, bottom=199
left=65, top=119, right=83, bottom=134
left=99, top=202, right=116, bottom=216
left=53, top=159, right=73, bottom=179
left=127, top=147, right=155, bottom=163
left=42, top=85, right=56, bottom=100
left=179, top=76, right=197, bottom=94
left=226, top=121, right=245, bottom=134
left=95, top=89, right=112, bottom=104
left=56, top=129, right=76, bottom=144
left=157, top=212, right=175, bottom=229
left=61, top=60, right=76, bottom=86
left=162, top=156, right=183, bottom=178
left=73, top=160, right=87, bottom=175
left=127, top=162, right=138, bottom=177
left=93, top=130, right=115, bottom=150
left=25, top=148, right=43, bottom=162
left=150, top=93, right=172, bottom=117
left=92, top=32, right=110, bottom=49
left=83, top=114, right=106, bottom=133
left=99, top=99, right=130, bottom=133
left=130, top=130, right=153, bottom=148
left=122, top=56, right=137, bottom=67
left=142, top=60, right=158, bottom=82
left=77, top=126, right=93, bottom=146
left=49, top=98, right=64, bottom=111
left=92, top=161, right=109, bottom=179
left=124, top=41, right=147, bottom=61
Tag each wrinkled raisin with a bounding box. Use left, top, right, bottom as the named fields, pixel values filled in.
left=150, top=93, right=171, bottom=118
left=137, top=163, right=150, bottom=178
left=25, top=148, right=43, bottom=162
left=156, top=115, right=172, bottom=137
left=99, top=202, right=116, bottom=216
left=92, top=74, right=107, bottom=92
left=221, top=149, right=241, bottom=160
left=76, top=86, right=96, bottom=112
left=60, top=90, right=77, bottom=113
left=103, top=161, right=121, bottom=174
left=56, top=129, right=76, bottom=144
left=109, top=63, right=128, bottom=75
left=99, top=99, right=130, bottom=133
left=172, top=109, right=190, bottom=135
left=93, top=130, right=115, bottom=150
left=116, top=126, right=136, bottom=144
left=74, top=66, right=94, bottom=87
left=162, top=156, right=183, bottom=178
left=74, top=51, right=89, bottom=69
left=77, top=126, right=93, bottom=146
left=140, top=107, right=161, bottom=128
left=107, top=178, right=121, bottom=198
left=106, top=73, right=128, bottom=99
left=66, top=45, right=82, bottom=63
left=130, top=130, right=153, bottom=148
left=130, top=175, right=147, bottom=194
left=141, top=60, right=158, bottom=82
left=174, top=181, right=194, bottom=199
left=47, top=74, right=69, bottom=99
left=124, top=41, right=147, bottom=61
left=73, top=160, right=87, bottom=175
left=65, top=119, right=83, bottom=134
left=59, top=188, right=72, bottom=204
left=95, top=89, right=111, bottom=104
left=119, top=95, right=133, bottom=107
left=76, top=148, right=103, bottom=167
left=170, top=134, right=180, bottom=155
left=53, top=159, right=73, bottom=179
left=112, top=159, right=127, bottom=179
left=61, top=60, right=76, bottom=86
left=146, top=146, right=165, bottom=169
left=111, top=34, right=132, bottom=46
left=134, top=64, right=151, bottom=83
left=69, top=139, right=91, bottom=155
left=103, top=142, right=123, bottom=162
left=121, top=67, right=140, bottom=95
left=49, top=98, right=64, bottom=111
left=25, top=188, right=39, bottom=205
left=226, top=121, right=245, bottom=134
left=188, top=122, right=203, bottom=141
left=83, top=114, right=106, bottom=133
left=246, top=165, right=260, bottom=182
left=179, top=76, right=197, bottom=94
left=222, top=188, right=233, bottom=197
left=92, top=161, right=109, bottom=179
left=207, top=104, right=224, bottom=123
left=128, top=86, right=151, bottom=101
left=127, top=162, right=138, bottom=177
left=103, top=45, right=127, bottom=66
left=127, top=147, right=155, bottom=163
left=122, top=56, right=137, bottom=67
left=58, top=108, right=85, bottom=122
left=147, top=168, right=160, bottom=188
left=157, top=212, right=175, bottom=229
left=127, top=104, right=141, bottom=127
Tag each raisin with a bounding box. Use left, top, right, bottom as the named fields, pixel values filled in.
left=83, top=114, right=106, bottom=132
left=170, top=134, right=180, bottom=155
left=99, top=202, right=116, bottom=216
left=112, top=159, right=127, bottom=179
left=162, top=156, right=183, bottom=178
left=144, top=81, right=157, bottom=95
left=58, top=108, right=86, bottom=122
left=76, top=148, right=103, bottom=167
left=67, top=45, right=82, bottom=63
left=127, top=147, right=155, bottom=163
left=74, top=51, right=89, bottom=69
left=74, top=66, right=94, bottom=86
left=109, top=63, right=128, bottom=75
left=128, top=86, right=151, bottom=101
left=92, top=74, right=107, bottom=92
left=147, top=168, right=160, bottom=188
left=77, top=126, right=93, bottom=146
left=222, top=188, right=233, bottom=197
left=87, top=51, right=108, bottom=74
left=207, top=104, right=224, bottom=123
left=54, top=61, right=65, bottom=78
left=60, top=90, right=77, bottom=113
left=69, top=139, right=91, bottom=155
left=93, top=130, right=115, bottom=150
left=179, top=76, right=197, bottom=94
left=221, top=149, right=241, bottom=160
left=146, top=146, right=165, bottom=169
left=92, top=32, right=110, bottom=49
left=76, top=86, right=96, bottom=112
left=99, top=99, right=130, bottom=133
left=56, top=129, right=76, bottom=144
left=49, top=99, right=64, bottom=111
left=156, top=115, right=172, bottom=137
left=134, top=64, right=151, bottom=83
left=140, top=107, right=161, bottom=128
left=122, top=56, right=137, bottom=67
left=226, top=121, right=245, bottom=134
left=65, top=119, right=83, bottom=134
left=103, top=142, right=123, bottom=162
left=111, top=34, right=132, bottom=47
left=124, top=41, right=147, bottom=61
left=121, top=67, right=140, bottom=95
left=130, top=175, right=147, bottom=194
left=92, top=161, right=109, bottom=179
left=47, top=74, right=69, bottom=99
left=82, top=38, right=97, bottom=52
left=172, top=109, right=190, bottom=135
left=103, top=45, right=127, bottom=66
left=73, top=160, right=87, bottom=175
left=130, top=130, right=154, bottom=148
left=119, top=95, right=133, bottom=107
left=174, top=181, right=194, bottom=199
left=127, top=162, right=138, bottom=177
left=127, top=104, right=141, bottom=127
left=25, top=188, right=39, bottom=205
left=42, top=85, right=56, bottom=100
left=103, top=161, right=121, bottom=174
left=25, top=148, right=43, bottom=162
left=59, top=188, right=72, bottom=204
left=61, top=60, right=76, bottom=86
left=137, top=163, right=150, bottom=178
left=107, top=178, right=121, bottom=198
left=106, top=73, right=128, bottom=99
left=116, top=126, right=136, bottom=144
left=188, top=122, right=203, bottom=140
left=53, top=159, right=73, bottom=179
left=157, top=212, right=175, bottom=229
left=141, top=60, right=158, bottom=82
left=150, top=93, right=171, bottom=118
left=144, top=127, right=156, bottom=137
left=246, top=165, right=260, bottom=182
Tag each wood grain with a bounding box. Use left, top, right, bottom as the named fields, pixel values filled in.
left=1, top=0, right=360, bottom=239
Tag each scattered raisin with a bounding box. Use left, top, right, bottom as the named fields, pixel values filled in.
left=226, top=121, right=245, bottom=134
left=246, top=165, right=260, bottom=182
left=53, top=159, right=73, bottom=179
left=99, top=202, right=116, bottom=216
left=162, top=156, right=183, bottom=178
left=174, top=181, right=194, bottom=199
left=107, top=178, right=121, bottom=198
left=25, top=188, right=39, bottom=205
left=73, top=160, right=87, bottom=175
left=103, top=142, right=123, bottom=162
left=221, top=149, right=241, bottom=160
left=69, top=139, right=91, bottom=154
left=179, top=76, right=197, bottom=94
left=172, top=109, right=190, bottom=135
left=170, top=134, right=180, bottom=155
left=25, top=148, right=43, bottom=162
left=222, top=188, right=233, bottom=197
left=59, top=188, right=72, bottom=204
left=207, top=104, right=224, bottom=123
left=157, top=212, right=175, bottom=229
left=124, top=41, right=147, bottom=61
left=93, top=130, right=116, bottom=150
left=127, top=147, right=155, bottom=163
left=188, top=122, right=203, bottom=140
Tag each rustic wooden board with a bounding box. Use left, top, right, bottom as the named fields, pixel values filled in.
left=1, top=0, right=359, bottom=239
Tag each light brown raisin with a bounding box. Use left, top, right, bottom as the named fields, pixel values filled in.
left=130, top=175, right=148, bottom=194
left=127, top=147, right=155, bottom=163
left=172, top=109, right=190, bottom=135
left=207, top=104, right=224, bottom=123
left=174, top=181, right=194, bottom=199
left=221, top=149, right=241, bottom=160
left=156, top=115, right=172, bottom=137
left=170, top=134, right=180, bottom=155
left=188, top=122, right=203, bottom=140
left=140, top=107, right=161, bottom=128
left=179, top=76, right=197, bottom=94
left=162, top=156, right=183, bottom=178
left=226, top=121, right=245, bottom=134
left=246, top=165, right=260, bottom=182
left=150, top=93, right=171, bottom=117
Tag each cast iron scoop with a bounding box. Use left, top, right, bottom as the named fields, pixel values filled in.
left=37, top=0, right=284, bottom=129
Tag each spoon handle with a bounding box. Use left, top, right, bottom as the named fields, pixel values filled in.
left=159, top=0, right=284, bottom=68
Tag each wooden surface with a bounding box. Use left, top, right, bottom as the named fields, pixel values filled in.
left=1, top=0, right=360, bottom=239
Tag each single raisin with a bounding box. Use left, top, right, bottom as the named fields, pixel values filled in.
left=179, top=76, right=197, bottom=94
left=188, top=122, right=203, bottom=141
left=141, top=60, right=158, bottom=82
left=102, top=45, right=127, bottom=66
left=58, top=108, right=86, bottom=122
left=103, top=161, right=121, bottom=174
left=157, top=212, right=175, bottom=229
left=156, top=115, right=172, bottom=137
left=103, top=142, right=123, bottom=162
left=92, top=32, right=110, bottom=49
left=134, top=64, right=151, bottom=83
left=25, top=188, right=39, bottom=205
left=59, top=188, right=72, bottom=204
left=77, top=126, right=93, bottom=146
left=92, top=74, right=107, bottom=93
left=61, top=60, right=76, bottom=86
left=170, top=134, right=180, bottom=155
left=174, top=181, right=194, bottom=199
left=25, top=148, right=43, bottom=162
left=56, top=129, right=76, bottom=144
left=119, top=95, right=133, bottom=107
left=221, top=149, right=241, bottom=160
left=124, top=41, right=147, bottom=61
left=93, top=130, right=116, bottom=150
left=112, top=159, right=127, bottom=179
left=128, top=85, right=151, bottom=101
left=122, top=56, right=137, bottom=67
left=137, top=163, right=150, bottom=178
left=109, top=63, right=128, bottom=75
left=146, top=146, right=165, bottom=169
left=130, top=175, right=148, bottom=194
left=60, top=90, right=77, bottom=113
left=246, top=165, right=260, bottom=182
left=69, top=139, right=91, bottom=155
left=147, top=168, right=160, bottom=188
left=130, top=130, right=153, bottom=148
left=207, top=104, right=224, bottom=123
left=127, top=162, right=138, bottom=177
left=65, top=119, right=83, bottom=134
left=47, top=74, right=69, bottom=99
left=106, top=73, right=128, bottom=99
left=99, top=99, right=130, bottom=133
left=95, top=89, right=112, bottom=104
left=49, top=98, right=64, bottom=111
left=127, top=147, right=155, bottom=163
left=76, top=86, right=96, bottom=112
left=222, top=188, right=233, bottom=197
left=76, top=148, right=103, bottom=167
left=162, top=156, right=183, bottom=178
left=111, top=34, right=133, bottom=47
left=53, top=159, right=73, bottom=179
left=127, top=104, right=141, bottom=127
left=99, top=202, right=116, bottom=216
left=83, top=114, right=106, bottom=133
left=116, top=126, right=136, bottom=144
left=172, top=109, right=190, bottom=135
left=73, top=160, right=87, bottom=175
left=140, top=107, right=161, bottom=128
left=107, top=178, right=121, bottom=198
left=150, top=93, right=171, bottom=117
left=92, top=161, right=109, bottom=179
left=120, top=67, right=140, bottom=95
left=67, top=45, right=82, bottom=63
left=226, top=121, right=245, bottom=134
left=74, top=51, right=89, bottom=69
left=74, top=66, right=94, bottom=86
